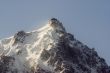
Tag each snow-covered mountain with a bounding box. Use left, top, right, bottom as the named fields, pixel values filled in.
left=0, top=18, right=110, bottom=73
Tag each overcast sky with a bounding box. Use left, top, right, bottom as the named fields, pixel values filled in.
left=0, top=0, right=110, bottom=65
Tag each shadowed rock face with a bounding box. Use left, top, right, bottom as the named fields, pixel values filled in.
left=39, top=32, right=110, bottom=73
left=0, top=18, right=110, bottom=73
left=0, top=56, right=15, bottom=73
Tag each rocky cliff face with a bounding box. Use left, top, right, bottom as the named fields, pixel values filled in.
left=0, top=18, right=110, bottom=73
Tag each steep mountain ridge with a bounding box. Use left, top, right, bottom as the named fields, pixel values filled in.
left=0, top=18, right=110, bottom=73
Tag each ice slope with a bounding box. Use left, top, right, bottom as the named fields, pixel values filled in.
left=0, top=18, right=66, bottom=73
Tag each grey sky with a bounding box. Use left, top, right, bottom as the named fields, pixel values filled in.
left=0, top=0, right=110, bottom=65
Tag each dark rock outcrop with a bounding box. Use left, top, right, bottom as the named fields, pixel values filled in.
left=13, top=30, right=27, bottom=44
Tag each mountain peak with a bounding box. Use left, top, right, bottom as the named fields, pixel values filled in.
left=48, top=18, right=66, bottom=32
left=0, top=18, right=110, bottom=73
